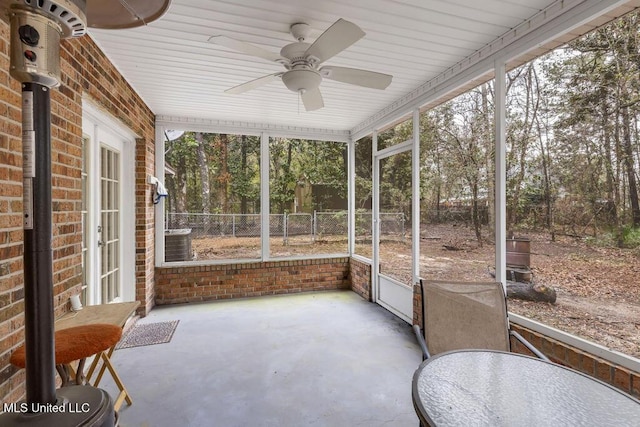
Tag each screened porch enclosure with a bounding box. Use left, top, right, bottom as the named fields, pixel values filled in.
left=141, top=0, right=640, bottom=370
left=8, top=0, right=640, bottom=415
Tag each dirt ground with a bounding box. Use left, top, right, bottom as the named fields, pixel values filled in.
left=417, top=225, right=640, bottom=358
left=192, top=225, right=640, bottom=358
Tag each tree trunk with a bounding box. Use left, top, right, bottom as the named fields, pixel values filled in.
left=173, top=155, right=187, bottom=215
left=194, top=132, right=210, bottom=215
left=621, top=106, right=640, bottom=226
left=472, top=181, right=482, bottom=247
left=506, top=280, right=557, bottom=303
left=216, top=134, right=230, bottom=213
left=240, top=135, right=248, bottom=214
left=483, top=83, right=495, bottom=235
left=601, top=94, right=621, bottom=239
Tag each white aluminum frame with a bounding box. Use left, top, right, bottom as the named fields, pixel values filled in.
left=373, top=138, right=414, bottom=322
left=150, top=0, right=640, bottom=363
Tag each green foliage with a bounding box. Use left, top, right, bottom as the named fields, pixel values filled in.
left=621, top=226, right=640, bottom=248
left=165, top=131, right=260, bottom=214
left=268, top=138, right=348, bottom=214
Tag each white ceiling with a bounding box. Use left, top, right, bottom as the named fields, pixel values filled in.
left=88, top=0, right=637, bottom=134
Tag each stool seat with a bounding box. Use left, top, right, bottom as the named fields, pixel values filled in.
left=10, top=324, right=122, bottom=368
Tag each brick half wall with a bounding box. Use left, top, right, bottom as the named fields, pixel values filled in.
left=511, top=324, right=640, bottom=399
left=413, top=283, right=640, bottom=397
left=349, top=258, right=371, bottom=301
left=155, top=258, right=350, bottom=304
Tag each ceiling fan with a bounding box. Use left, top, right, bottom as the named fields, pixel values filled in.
left=208, top=18, right=393, bottom=111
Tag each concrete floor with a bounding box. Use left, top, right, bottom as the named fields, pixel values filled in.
left=99, top=290, right=422, bottom=426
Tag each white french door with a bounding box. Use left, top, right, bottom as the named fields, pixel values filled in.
left=82, top=102, right=136, bottom=305
left=99, top=145, right=121, bottom=303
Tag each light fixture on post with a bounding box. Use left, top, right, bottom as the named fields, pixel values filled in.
left=0, top=1, right=170, bottom=426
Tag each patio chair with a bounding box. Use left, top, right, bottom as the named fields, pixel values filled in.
left=413, top=279, right=548, bottom=361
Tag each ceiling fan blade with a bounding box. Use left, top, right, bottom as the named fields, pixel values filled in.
left=301, top=88, right=324, bottom=111
left=208, top=36, right=287, bottom=63
left=304, top=19, right=365, bottom=64
left=225, top=73, right=282, bottom=95
left=320, top=66, right=393, bottom=90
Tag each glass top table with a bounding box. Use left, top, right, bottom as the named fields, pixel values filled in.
left=412, top=350, right=640, bottom=426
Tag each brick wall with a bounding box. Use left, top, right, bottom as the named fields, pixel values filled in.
left=0, top=21, right=156, bottom=405
left=413, top=282, right=422, bottom=327
left=155, top=258, right=351, bottom=304
left=0, top=21, right=24, bottom=406
left=511, top=324, right=640, bottom=398
left=349, top=257, right=371, bottom=301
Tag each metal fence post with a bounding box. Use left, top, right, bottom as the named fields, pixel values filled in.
left=283, top=213, right=288, bottom=245
left=313, top=210, right=317, bottom=242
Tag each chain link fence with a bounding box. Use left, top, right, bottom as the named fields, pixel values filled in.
left=284, top=213, right=313, bottom=245
left=166, top=210, right=405, bottom=243
left=380, top=212, right=406, bottom=241
left=166, top=213, right=260, bottom=238
left=315, top=211, right=348, bottom=237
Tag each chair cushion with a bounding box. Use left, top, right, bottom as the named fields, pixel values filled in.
left=10, top=324, right=122, bottom=367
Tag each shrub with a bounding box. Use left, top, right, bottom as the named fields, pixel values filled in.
left=622, top=226, right=640, bottom=248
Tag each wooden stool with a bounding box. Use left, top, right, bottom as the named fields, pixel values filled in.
left=10, top=324, right=122, bottom=387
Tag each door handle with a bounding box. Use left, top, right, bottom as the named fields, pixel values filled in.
left=97, top=225, right=104, bottom=247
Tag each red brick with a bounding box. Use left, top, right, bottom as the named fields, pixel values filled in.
left=595, top=359, right=613, bottom=383
left=565, top=349, right=581, bottom=369
left=631, top=374, right=640, bottom=398
left=613, top=367, right=632, bottom=393
left=581, top=354, right=596, bottom=375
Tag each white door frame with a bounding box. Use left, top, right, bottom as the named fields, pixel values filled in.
left=82, top=99, right=137, bottom=304
left=372, top=138, right=414, bottom=323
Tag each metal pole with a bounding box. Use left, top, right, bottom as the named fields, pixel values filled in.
left=495, top=59, right=507, bottom=290
left=313, top=210, right=316, bottom=242
left=21, top=82, right=57, bottom=406
left=347, top=138, right=355, bottom=255
left=412, top=108, right=420, bottom=283
left=371, top=130, right=379, bottom=302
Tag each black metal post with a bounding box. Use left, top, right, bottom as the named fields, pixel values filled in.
left=0, top=78, right=115, bottom=427
left=22, top=82, right=56, bottom=406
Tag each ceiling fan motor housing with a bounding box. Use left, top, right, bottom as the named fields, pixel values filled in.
left=1, top=0, right=87, bottom=87
left=282, top=69, right=321, bottom=93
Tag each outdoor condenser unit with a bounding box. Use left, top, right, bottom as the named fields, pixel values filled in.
left=165, top=229, right=193, bottom=262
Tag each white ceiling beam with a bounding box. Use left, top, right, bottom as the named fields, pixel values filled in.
left=156, top=115, right=350, bottom=142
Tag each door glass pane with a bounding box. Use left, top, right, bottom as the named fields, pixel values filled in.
left=100, top=146, right=121, bottom=303
left=378, top=151, right=412, bottom=285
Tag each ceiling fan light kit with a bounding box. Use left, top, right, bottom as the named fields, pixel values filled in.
left=209, top=18, right=393, bottom=111
left=281, top=69, right=321, bottom=93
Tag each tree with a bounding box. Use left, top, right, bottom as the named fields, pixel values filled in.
left=194, top=132, right=211, bottom=216
left=165, top=132, right=199, bottom=218
left=229, top=134, right=260, bottom=214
